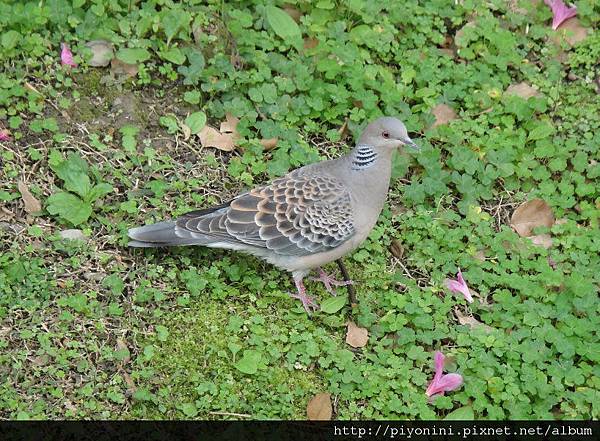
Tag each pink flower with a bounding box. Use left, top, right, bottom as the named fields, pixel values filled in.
left=0, top=129, right=10, bottom=141
left=60, top=43, right=77, bottom=67
left=544, top=0, right=577, bottom=30
left=426, top=351, right=464, bottom=398
left=444, top=269, right=474, bottom=303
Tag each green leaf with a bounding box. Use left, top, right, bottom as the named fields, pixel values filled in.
left=155, top=325, right=169, bottom=342
left=528, top=122, right=554, bottom=141
left=2, top=30, right=21, bottom=49
left=181, top=402, right=197, bottom=417
left=132, top=389, right=154, bottom=401
left=320, top=296, right=347, bottom=314
left=85, top=183, right=113, bottom=203
left=49, top=152, right=92, bottom=198
left=228, top=342, right=242, bottom=356
left=265, top=6, right=302, bottom=50
left=161, top=9, right=191, bottom=44
left=183, top=91, right=201, bottom=104
left=444, top=406, right=474, bottom=420
left=185, top=111, right=207, bottom=135
left=116, top=47, right=151, bottom=64
left=160, top=47, right=186, bottom=65
left=159, top=115, right=179, bottom=134
left=234, top=349, right=262, bottom=374
left=178, top=50, right=205, bottom=85
left=46, top=192, right=92, bottom=226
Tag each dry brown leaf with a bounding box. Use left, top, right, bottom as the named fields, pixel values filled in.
left=196, top=113, right=241, bottom=151
left=220, top=113, right=240, bottom=134
left=431, top=104, right=458, bottom=128
left=111, top=58, right=138, bottom=77
left=505, top=82, right=541, bottom=99
left=454, top=307, right=493, bottom=333
left=510, top=199, right=555, bottom=237
left=181, top=123, right=192, bottom=141
left=198, top=125, right=236, bottom=151
left=551, top=17, right=590, bottom=46
left=260, top=137, right=278, bottom=150
left=24, top=82, right=43, bottom=96
left=17, top=180, right=41, bottom=213
left=530, top=233, right=553, bottom=249
left=306, top=393, right=332, bottom=420
left=283, top=5, right=302, bottom=22
left=389, top=239, right=404, bottom=259
left=345, top=321, right=369, bottom=348
left=303, top=38, right=319, bottom=50
left=122, top=371, right=136, bottom=394
left=338, top=119, right=349, bottom=139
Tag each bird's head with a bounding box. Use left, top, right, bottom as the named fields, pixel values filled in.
left=358, top=117, right=420, bottom=152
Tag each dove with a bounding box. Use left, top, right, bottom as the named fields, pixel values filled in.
left=128, top=117, right=419, bottom=312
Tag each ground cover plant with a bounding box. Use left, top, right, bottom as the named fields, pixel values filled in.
left=1, top=0, right=599, bottom=420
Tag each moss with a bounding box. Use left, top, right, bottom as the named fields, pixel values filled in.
left=133, top=299, right=326, bottom=419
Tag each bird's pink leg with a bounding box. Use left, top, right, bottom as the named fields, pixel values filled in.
left=310, top=267, right=354, bottom=296
left=290, top=275, right=319, bottom=313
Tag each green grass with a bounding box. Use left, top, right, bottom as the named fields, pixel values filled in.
left=1, top=0, right=599, bottom=420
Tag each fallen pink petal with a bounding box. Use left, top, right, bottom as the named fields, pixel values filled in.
left=61, top=43, right=77, bottom=67
left=544, top=0, right=577, bottom=30
left=426, top=351, right=463, bottom=398
left=444, top=269, right=474, bottom=303
left=0, top=129, right=10, bottom=141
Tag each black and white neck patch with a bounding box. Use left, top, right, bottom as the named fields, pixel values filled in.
left=351, top=145, right=378, bottom=170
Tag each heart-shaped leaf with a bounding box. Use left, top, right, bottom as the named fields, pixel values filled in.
left=234, top=350, right=262, bottom=375
left=265, top=6, right=302, bottom=50
left=46, top=192, right=92, bottom=226
left=185, top=112, right=207, bottom=135
left=116, top=47, right=151, bottom=64
left=320, top=296, right=346, bottom=314
left=444, top=405, right=474, bottom=420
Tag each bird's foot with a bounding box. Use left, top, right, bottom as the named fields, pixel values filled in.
left=310, top=267, right=354, bottom=296
left=289, top=291, right=319, bottom=313
left=291, top=277, right=319, bottom=313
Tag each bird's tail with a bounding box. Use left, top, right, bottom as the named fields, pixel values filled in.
left=127, top=221, right=198, bottom=248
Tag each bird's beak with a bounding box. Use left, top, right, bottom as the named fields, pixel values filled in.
left=400, top=137, right=420, bottom=152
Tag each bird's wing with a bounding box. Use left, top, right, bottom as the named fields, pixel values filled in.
left=175, top=170, right=356, bottom=256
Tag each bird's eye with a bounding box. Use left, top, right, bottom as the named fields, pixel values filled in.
left=382, top=131, right=390, bottom=139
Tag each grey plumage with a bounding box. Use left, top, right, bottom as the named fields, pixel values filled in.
left=128, top=116, right=419, bottom=312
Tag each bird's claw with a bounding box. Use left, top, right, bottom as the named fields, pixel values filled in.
left=290, top=292, right=319, bottom=313
left=310, top=268, right=354, bottom=296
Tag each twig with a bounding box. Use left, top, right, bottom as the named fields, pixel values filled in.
left=336, top=259, right=357, bottom=307
left=208, top=411, right=252, bottom=418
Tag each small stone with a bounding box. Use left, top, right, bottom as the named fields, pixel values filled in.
left=0, top=222, right=26, bottom=234
left=85, top=40, right=114, bottom=67
left=59, top=229, right=87, bottom=241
